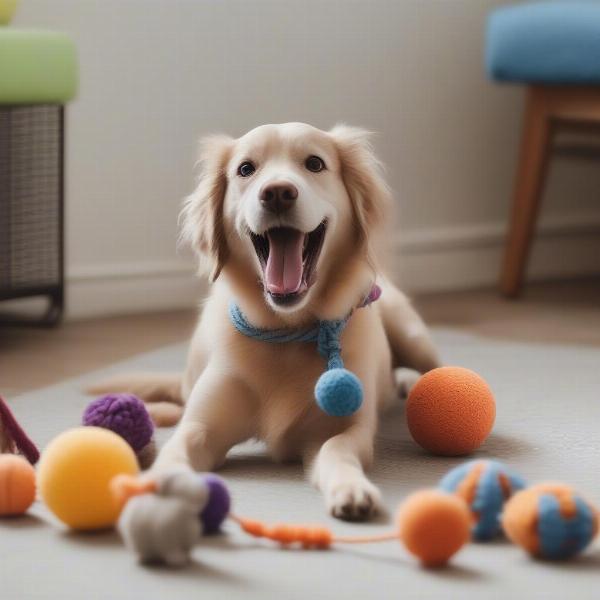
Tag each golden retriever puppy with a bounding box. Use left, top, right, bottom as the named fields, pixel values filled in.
left=91, top=123, right=439, bottom=520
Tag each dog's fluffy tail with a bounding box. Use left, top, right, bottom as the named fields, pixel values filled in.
left=85, top=372, right=184, bottom=427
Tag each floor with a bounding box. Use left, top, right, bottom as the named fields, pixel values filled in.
left=1, top=277, right=599, bottom=397
left=416, top=277, right=600, bottom=347
left=0, top=310, right=198, bottom=397
left=5, top=323, right=600, bottom=599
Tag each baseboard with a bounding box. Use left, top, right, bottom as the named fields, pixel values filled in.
left=66, top=260, right=205, bottom=320
left=392, top=212, right=600, bottom=293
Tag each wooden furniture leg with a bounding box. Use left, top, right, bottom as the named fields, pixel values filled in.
left=500, top=86, right=600, bottom=297
left=500, top=87, right=554, bottom=297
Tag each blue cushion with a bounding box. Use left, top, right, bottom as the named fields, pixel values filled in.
left=486, top=2, right=600, bottom=84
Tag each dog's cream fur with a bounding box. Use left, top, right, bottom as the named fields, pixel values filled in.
left=90, top=123, right=439, bottom=521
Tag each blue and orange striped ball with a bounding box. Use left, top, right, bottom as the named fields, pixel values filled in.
left=502, top=483, right=599, bottom=560
left=439, top=459, right=526, bottom=540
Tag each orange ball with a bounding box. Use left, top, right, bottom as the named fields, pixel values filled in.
left=397, top=489, right=471, bottom=567
left=0, top=455, right=36, bottom=516
left=406, top=367, right=495, bottom=456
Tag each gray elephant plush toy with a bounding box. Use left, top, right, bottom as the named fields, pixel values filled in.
left=117, top=468, right=210, bottom=566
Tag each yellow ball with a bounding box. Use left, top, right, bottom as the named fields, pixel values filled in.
left=38, top=427, right=138, bottom=530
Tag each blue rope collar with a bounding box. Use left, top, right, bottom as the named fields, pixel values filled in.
left=228, top=284, right=381, bottom=417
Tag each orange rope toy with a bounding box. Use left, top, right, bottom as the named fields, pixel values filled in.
left=229, top=489, right=472, bottom=567
left=113, top=474, right=472, bottom=568
left=229, top=513, right=409, bottom=548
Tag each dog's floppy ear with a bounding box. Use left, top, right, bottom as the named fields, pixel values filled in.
left=180, top=134, right=233, bottom=281
left=329, top=125, right=391, bottom=259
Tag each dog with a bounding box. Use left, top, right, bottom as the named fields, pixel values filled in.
left=90, top=123, right=439, bottom=521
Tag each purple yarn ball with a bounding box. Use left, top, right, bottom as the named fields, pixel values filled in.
left=200, top=474, right=231, bottom=534
left=83, top=393, right=154, bottom=452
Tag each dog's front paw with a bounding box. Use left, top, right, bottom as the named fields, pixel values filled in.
left=395, top=368, right=421, bottom=400
left=326, top=479, right=383, bottom=522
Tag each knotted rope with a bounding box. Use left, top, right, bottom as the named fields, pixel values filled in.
left=228, top=284, right=381, bottom=417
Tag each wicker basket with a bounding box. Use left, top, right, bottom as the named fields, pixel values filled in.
left=0, top=105, right=64, bottom=324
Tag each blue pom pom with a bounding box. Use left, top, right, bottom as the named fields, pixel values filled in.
left=315, top=368, right=363, bottom=417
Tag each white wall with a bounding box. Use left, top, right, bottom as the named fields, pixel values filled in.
left=14, top=0, right=600, bottom=318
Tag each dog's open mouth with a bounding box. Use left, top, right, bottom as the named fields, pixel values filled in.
left=250, top=221, right=327, bottom=306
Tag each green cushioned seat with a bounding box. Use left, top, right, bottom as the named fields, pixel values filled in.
left=0, top=29, right=77, bottom=104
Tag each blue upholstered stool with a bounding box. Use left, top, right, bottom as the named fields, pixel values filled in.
left=486, top=2, right=600, bottom=296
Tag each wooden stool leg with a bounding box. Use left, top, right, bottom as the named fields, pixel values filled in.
left=500, top=87, right=554, bottom=297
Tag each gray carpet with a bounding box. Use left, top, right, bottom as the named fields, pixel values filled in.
left=2, top=329, right=599, bottom=600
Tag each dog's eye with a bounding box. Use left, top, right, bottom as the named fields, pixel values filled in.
left=305, top=155, right=325, bottom=173
left=238, top=161, right=256, bottom=177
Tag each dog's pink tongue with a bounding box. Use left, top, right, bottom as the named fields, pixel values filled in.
left=265, top=228, right=304, bottom=295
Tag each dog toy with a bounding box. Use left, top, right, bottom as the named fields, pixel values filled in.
left=502, top=483, right=599, bottom=560
left=114, top=470, right=212, bottom=566
left=0, top=395, right=39, bottom=464
left=200, top=473, right=231, bottom=533
left=233, top=488, right=470, bottom=567
left=395, top=489, right=472, bottom=566
left=406, top=367, right=496, bottom=456
left=113, top=471, right=470, bottom=567
left=439, top=459, right=526, bottom=540
left=0, top=455, right=36, bottom=516
left=38, top=427, right=139, bottom=530
left=228, top=284, right=381, bottom=418
left=83, top=394, right=156, bottom=469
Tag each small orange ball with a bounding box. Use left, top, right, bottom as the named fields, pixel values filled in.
left=397, top=489, right=471, bottom=567
left=0, top=455, right=36, bottom=516
left=406, top=367, right=496, bottom=456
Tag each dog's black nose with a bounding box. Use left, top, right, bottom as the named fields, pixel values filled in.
left=260, top=182, right=298, bottom=213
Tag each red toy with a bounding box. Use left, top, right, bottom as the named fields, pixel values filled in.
left=0, top=395, right=39, bottom=464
